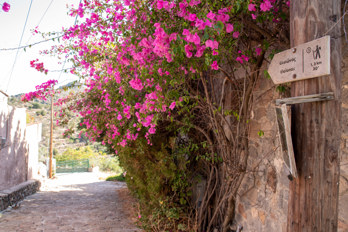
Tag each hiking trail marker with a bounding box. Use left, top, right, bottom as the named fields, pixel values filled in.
left=269, top=36, right=330, bottom=84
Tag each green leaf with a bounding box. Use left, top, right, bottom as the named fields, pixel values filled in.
left=205, top=56, right=212, bottom=66
left=263, top=40, right=270, bottom=50
left=258, top=130, right=264, bottom=137
left=276, top=85, right=286, bottom=93
left=235, top=1, right=241, bottom=11
left=233, top=111, right=240, bottom=121
left=215, top=21, right=224, bottom=32
left=264, top=70, right=271, bottom=79
left=203, top=28, right=209, bottom=40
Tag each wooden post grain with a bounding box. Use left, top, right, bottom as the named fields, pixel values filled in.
left=288, top=0, right=341, bottom=231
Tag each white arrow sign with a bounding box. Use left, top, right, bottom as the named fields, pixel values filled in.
left=268, top=36, right=330, bottom=84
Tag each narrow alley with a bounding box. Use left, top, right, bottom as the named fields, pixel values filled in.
left=0, top=173, right=140, bottom=232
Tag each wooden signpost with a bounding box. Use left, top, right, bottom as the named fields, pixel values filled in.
left=268, top=36, right=330, bottom=84
left=270, top=36, right=333, bottom=180
left=273, top=1, right=341, bottom=231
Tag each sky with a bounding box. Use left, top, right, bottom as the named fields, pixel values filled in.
left=0, top=0, right=81, bottom=96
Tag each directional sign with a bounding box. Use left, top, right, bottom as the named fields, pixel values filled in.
left=275, top=104, right=297, bottom=179
left=269, top=36, right=330, bottom=84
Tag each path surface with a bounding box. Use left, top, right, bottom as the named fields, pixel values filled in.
left=0, top=172, right=140, bottom=232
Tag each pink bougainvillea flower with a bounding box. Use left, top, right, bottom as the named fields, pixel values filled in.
left=241, top=55, right=249, bottom=62
left=195, top=19, right=205, bottom=30
left=236, top=57, right=244, bottom=64
left=157, top=0, right=164, bottom=9
left=252, top=14, right=257, bottom=20
left=212, top=50, right=219, bottom=56
left=206, top=11, right=216, bottom=21
left=255, top=47, right=262, bottom=56
left=286, top=1, right=290, bottom=7
left=260, top=0, right=272, bottom=12
left=211, top=61, right=219, bottom=70
left=169, top=33, right=177, bottom=42
left=192, top=33, right=200, bottom=45
left=216, top=14, right=229, bottom=22
left=2, top=2, right=10, bottom=12
left=233, top=31, right=240, bottom=39
left=205, top=20, right=213, bottom=28
left=129, top=77, right=144, bottom=91
left=182, top=29, right=190, bottom=36
left=205, top=40, right=219, bottom=50
left=169, top=102, right=176, bottom=110
left=148, top=127, right=156, bottom=134
left=184, top=44, right=193, bottom=58
left=189, top=0, right=201, bottom=6
left=226, top=24, right=233, bottom=33
left=248, top=3, right=256, bottom=11
left=188, top=13, right=197, bottom=22
left=195, top=45, right=206, bottom=57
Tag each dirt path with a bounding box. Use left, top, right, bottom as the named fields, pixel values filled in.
left=0, top=172, right=140, bottom=232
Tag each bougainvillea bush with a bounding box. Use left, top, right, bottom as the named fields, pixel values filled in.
left=30, top=0, right=290, bottom=231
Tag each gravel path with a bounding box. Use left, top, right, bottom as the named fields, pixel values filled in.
left=0, top=172, right=140, bottom=232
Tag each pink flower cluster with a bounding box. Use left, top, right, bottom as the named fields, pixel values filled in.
left=45, top=0, right=289, bottom=150
left=30, top=59, right=48, bottom=74
left=248, top=0, right=277, bottom=19
left=21, top=80, right=57, bottom=102
left=2, top=2, right=10, bottom=12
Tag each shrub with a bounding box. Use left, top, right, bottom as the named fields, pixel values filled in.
left=116, top=128, right=196, bottom=231
left=31, top=102, right=42, bottom=109
left=106, top=173, right=126, bottom=182
left=55, top=146, right=123, bottom=173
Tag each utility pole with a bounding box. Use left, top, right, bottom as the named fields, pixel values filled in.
left=49, top=93, right=53, bottom=178
left=288, top=0, right=341, bottom=231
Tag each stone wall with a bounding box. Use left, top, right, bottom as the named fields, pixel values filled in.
left=0, top=93, right=42, bottom=191
left=0, top=91, right=9, bottom=140
left=232, top=14, right=348, bottom=232
left=0, top=105, right=28, bottom=191
left=0, top=179, right=40, bottom=211
left=26, top=123, right=42, bottom=180
left=231, top=77, right=290, bottom=232
left=232, top=46, right=348, bottom=231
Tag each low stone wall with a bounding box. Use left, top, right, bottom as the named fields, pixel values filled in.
left=0, top=179, right=40, bottom=211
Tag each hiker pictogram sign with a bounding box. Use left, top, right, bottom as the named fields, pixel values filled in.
left=268, top=36, right=330, bottom=84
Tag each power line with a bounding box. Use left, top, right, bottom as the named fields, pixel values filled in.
left=5, top=0, right=34, bottom=92
left=0, top=35, right=63, bottom=51
left=0, top=0, right=62, bottom=52
left=22, top=0, right=55, bottom=46
left=58, top=0, right=82, bottom=82
left=35, top=0, right=55, bottom=31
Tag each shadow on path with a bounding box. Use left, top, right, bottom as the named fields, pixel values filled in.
left=0, top=173, right=141, bottom=232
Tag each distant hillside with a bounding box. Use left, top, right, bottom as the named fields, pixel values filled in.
left=8, top=82, right=89, bottom=161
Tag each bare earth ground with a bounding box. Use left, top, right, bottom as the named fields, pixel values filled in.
left=0, top=172, right=142, bottom=232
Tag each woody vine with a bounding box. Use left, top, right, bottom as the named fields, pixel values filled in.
left=24, top=0, right=290, bottom=231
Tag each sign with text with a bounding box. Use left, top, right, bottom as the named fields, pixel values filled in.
left=269, top=36, right=330, bottom=84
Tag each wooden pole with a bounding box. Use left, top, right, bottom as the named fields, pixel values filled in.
left=49, top=93, right=53, bottom=178
left=288, top=0, right=341, bottom=231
